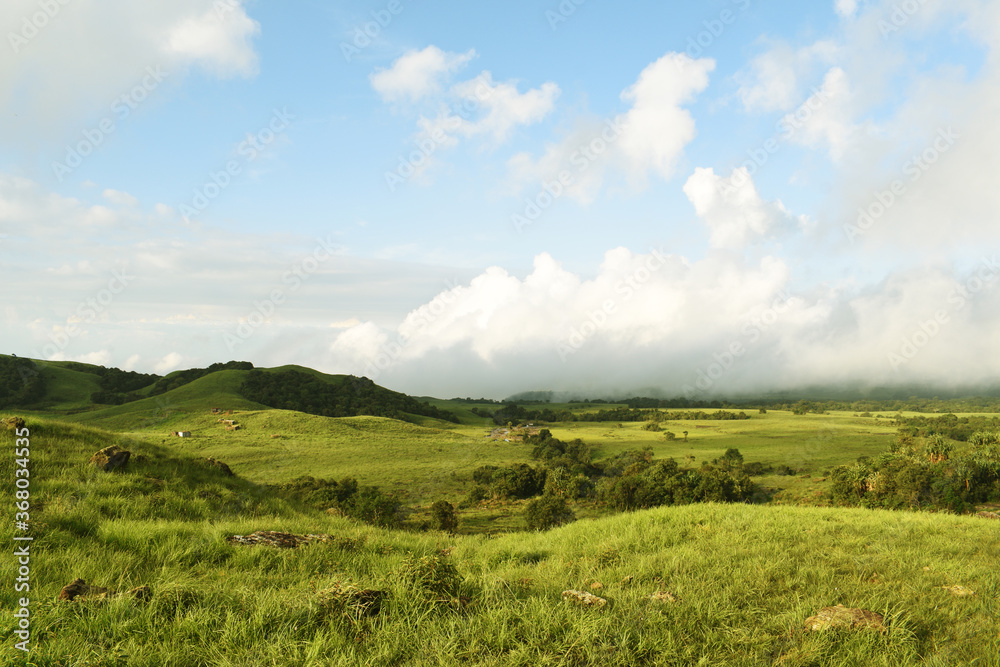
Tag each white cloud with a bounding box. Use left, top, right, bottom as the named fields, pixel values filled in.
left=166, top=3, right=260, bottom=77
left=320, top=250, right=1000, bottom=399
left=154, top=352, right=184, bottom=374
left=781, top=67, right=859, bottom=160
left=370, top=46, right=476, bottom=103
left=734, top=40, right=839, bottom=113
left=835, top=0, right=859, bottom=19
left=617, top=53, right=715, bottom=183
left=102, top=188, right=138, bottom=207
left=683, top=167, right=805, bottom=248
left=78, top=350, right=113, bottom=367
left=446, top=72, right=560, bottom=144
left=505, top=52, right=714, bottom=202
left=0, top=0, right=260, bottom=149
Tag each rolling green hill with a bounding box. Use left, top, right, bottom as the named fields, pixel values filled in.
left=1, top=417, right=998, bottom=665
left=1, top=356, right=457, bottom=428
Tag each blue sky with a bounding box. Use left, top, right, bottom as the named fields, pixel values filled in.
left=2, top=0, right=999, bottom=398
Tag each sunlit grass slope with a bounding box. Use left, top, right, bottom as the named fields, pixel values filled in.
left=1, top=417, right=999, bottom=666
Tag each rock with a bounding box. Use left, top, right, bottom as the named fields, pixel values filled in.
left=58, top=579, right=108, bottom=601
left=589, top=582, right=604, bottom=591
left=226, top=530, right=332, bottom=548
left=942, top=584, right=975, bottom=597
left=562, top=589, right=607, bottom=609
left=976, top=511, right=1000, bottom=520
left=89, top=445, right=130, bottom=472
left=620, top=575, right=634, bottom=586
left=205, top=458, right=234, bottom=476
left=2, top=416, right=26, bottom=431
left=804, top=605, right=885, bottom=633
left=58, top=579, right=151, bottom=602
left=650, top=590, right=678, bottom=603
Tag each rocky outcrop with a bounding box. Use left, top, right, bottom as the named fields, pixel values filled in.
left=88, top=445, right=130, bottom=472
left=804, top=605, right=885, bottom=632
left=562, top=589, right=607, bottom=608
left=226, top=531, right=332, bottom=548
left=2, top=416, right=26, bottom=431
left=58, top=579, right=150, bottom=602
left=205, top=458, right=234, bottom=476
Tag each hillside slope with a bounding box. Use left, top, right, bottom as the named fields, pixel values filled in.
left=1, top=416, right=997, bottom=666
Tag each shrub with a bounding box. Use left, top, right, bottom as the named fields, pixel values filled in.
left=399, top=552, right=462, bottom=598
left=430, top=500, right=459, bottom=533
left=524, top=495, right=576, bottom=531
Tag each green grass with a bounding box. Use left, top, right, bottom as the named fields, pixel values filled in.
left=2, top=417, right=1000, bottom=666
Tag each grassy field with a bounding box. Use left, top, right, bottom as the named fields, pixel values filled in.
left=2, top=418, right=999, bottom=666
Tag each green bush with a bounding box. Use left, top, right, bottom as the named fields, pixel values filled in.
left=524, top=495, right=576, bottom=531
left=430, top=500, right=459, bottom=532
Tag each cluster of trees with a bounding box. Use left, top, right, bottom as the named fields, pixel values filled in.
left=829, top=431, right=1000, bottom=512
left=239, top=370, right=459, bottom=423
left=89, top=361, right=253, bottom=405
left=89, top=367, right=162, bottom=405
left=894, top=413, right=1000, bottom=442
left=462, top=427, right=759, bottom=530
left=478, top=403, right=752, bottom=426
left=479, top=403, right=576, bottom=425
left=272, top=475, right=401, bottom=527
left=595, top=448, right=757, bottom=510
left=0, top=357, right=46, bottom=408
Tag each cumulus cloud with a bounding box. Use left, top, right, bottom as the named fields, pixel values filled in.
left=374, top=46, right=560, bottom=182
left=322, top=247, right=1000, bottom=399
left=683, top=167, right=806, bottom=248
left=506, top=52, right=713, bottom=202
left=370, top=46, right=476, bottom=103
left=616, top=53, right=715, bottom=183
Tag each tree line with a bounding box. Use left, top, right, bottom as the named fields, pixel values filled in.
left=238, top=370, right=459, bottom=423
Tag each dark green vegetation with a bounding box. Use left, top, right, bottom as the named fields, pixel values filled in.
left=830, top=430, right=1000, bottom=512
left=4, top=356, right=1000, bottom=663
left=238, top=369, right=458, bottom=423
left=0, top=356, right=45, bottom=407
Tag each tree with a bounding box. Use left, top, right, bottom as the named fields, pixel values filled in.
left=430, top=500, right=459, bottom=533
left=524, top=495, right=575, bottom=531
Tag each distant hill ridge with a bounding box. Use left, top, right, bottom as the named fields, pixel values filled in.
left=0, top=355, right=457, bottom=423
